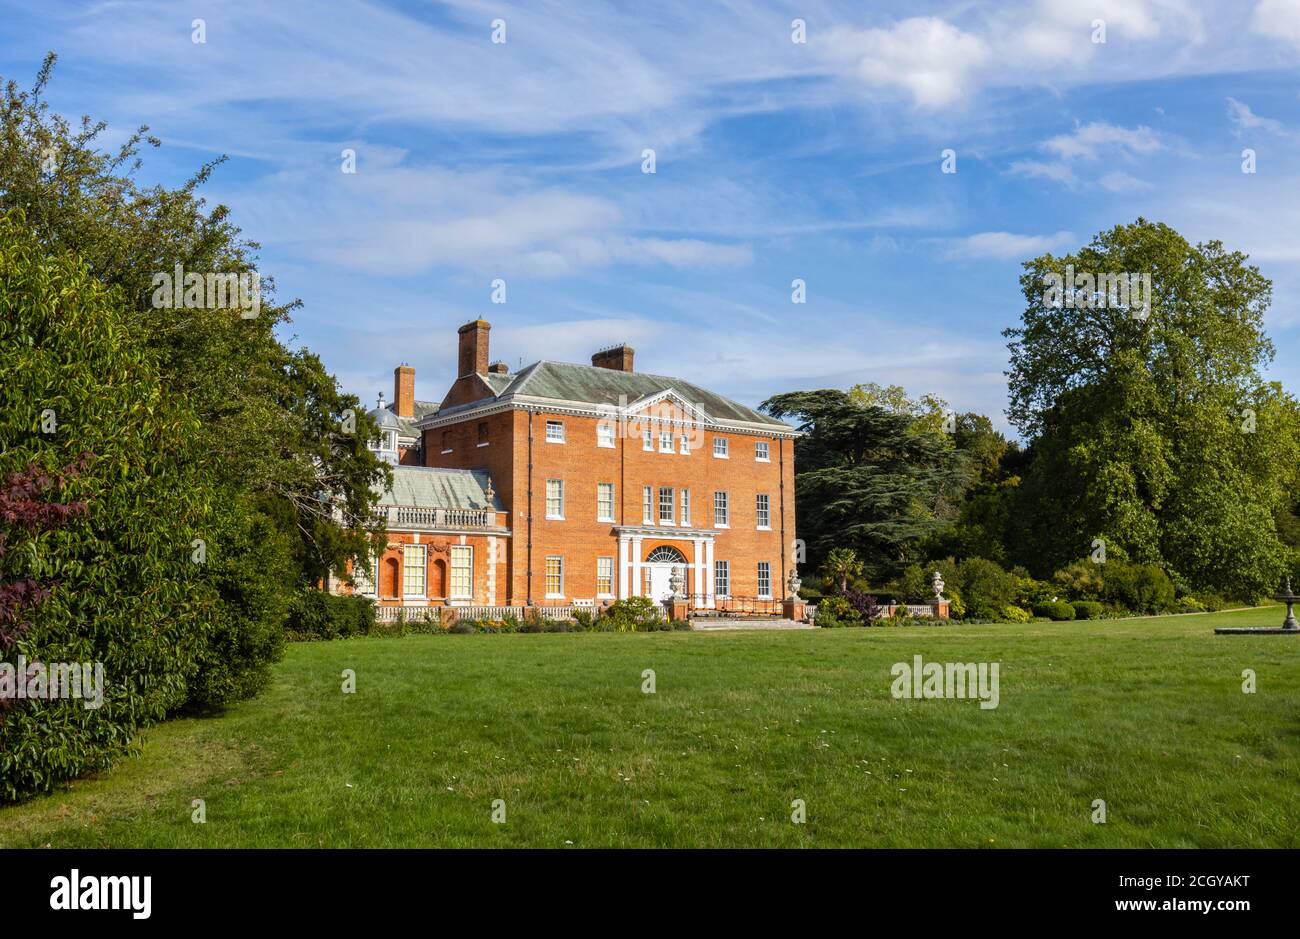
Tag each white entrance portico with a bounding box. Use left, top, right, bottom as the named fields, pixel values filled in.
left=615, top=526, right=717, bottom=608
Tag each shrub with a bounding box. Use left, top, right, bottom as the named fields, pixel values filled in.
left=843, top=588, right=883, bottom=623
left=1000, top=605, right=1032, bottom=623
left=1032, top=600, right=1076, bottom=621
left=603, top=596, right=664, bottom=632
left=957, top=557, right=1017, bottom=620
left=669, top=619, right=692, bottom=631
left=1012, top=574, right=1056, bottom=608
left=1053, top=559, right=1105, bottom=601
left=1198, top=592, right=1227, bottom=613
left=1102, top=562, right=1176, bottom=615
left=572, top=609, right=595, bottom=630
left=1071, top=600, right=1104, bottom=620
left=286, top=591, right=376, bottom=640
left=0, top=217, right=224, bottom=801
left=448, top=619, right=477, bottom=634
left=815, top=595, right=857, bottom=628
left=891, top=564, right=931, bottom=604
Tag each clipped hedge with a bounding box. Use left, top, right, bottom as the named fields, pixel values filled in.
left=1032, top=600, right=1077, bottom=621
left=1071, top=600, right=1105, bottom=620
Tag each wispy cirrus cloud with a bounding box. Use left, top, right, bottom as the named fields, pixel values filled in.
left=946, top=231, right=1076, bottom=260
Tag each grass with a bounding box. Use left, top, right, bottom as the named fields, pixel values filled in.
left=2, top=606, right=1297, bottom=848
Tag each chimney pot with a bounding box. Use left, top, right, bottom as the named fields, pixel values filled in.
left=488, top=361, right=509, bottom=375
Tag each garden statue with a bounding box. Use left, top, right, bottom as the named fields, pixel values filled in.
left=932, top=570, right=946, bottom=602
left=787, top=567, right=802, bottom=601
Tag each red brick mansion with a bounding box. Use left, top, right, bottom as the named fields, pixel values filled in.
left=339, top=319, right=799, bottom=618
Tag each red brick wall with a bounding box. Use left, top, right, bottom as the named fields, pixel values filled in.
left=424, top=405, right=795, bottom=606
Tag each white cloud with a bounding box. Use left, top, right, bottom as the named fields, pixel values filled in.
left=1251, top=0, right=1300, bottom=51
left=823, top=17, right=990, bottom=109
left=948, top=231, right=1076, bottom=260
left=1042, top=122, right=1163, bottom=160
left=1226, top=97, right=1287, bottom=136
left=1008, top=160, right=1079, bottom=186
left=1098, top=171, right=1153, bottom=192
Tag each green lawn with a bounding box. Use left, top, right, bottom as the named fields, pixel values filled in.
left=2, top=606, right=1297, bottom=848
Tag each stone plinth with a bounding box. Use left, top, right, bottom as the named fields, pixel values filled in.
left=783, top=598, right=808, bottom=622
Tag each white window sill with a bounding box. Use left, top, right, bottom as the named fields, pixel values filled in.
left=546, top=515, right=565, bottom=521
left=756, top=458, right=770, bottom=463
left=757, top=526, right=772, bottom=531
left=598, top=442, right=615, bottom=449
left=477, top=442, right=490, bottom=448
left=714, top=523, right=730, bottom=529
left=596, top=593, right=614, bottom=600
left=546, top=439, right=565, bottom=445
left=441, top=449, right=453, bottom=454
left=598, top=517, right=614, bottom=524
left=659, top=520, right=676, bottom=527
left=544, top=593, right=566, bottom=600
left=758, top=595, right=773, bottom=601
left=713, top=454, right=729, bottom=459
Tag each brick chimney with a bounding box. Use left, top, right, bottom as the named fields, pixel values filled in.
left=592, top=343, right=634, bottom=372
left=393, top=364, right=415, bottom=418
left=488, top=361, right=510, bottom=375
left=457, top=319, right=491, bottom=378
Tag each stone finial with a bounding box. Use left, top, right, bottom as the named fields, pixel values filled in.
left=932, top=570, right=946, bottom=602
left=787, top=567, right=802, bottom=601
left=668, top=566, right=685, bottom=600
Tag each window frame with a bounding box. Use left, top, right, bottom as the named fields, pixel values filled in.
left=713, top=437, right=729, bottom=459
left=597, top=421, right=616, bottom=448
left=545, top=419, right=566, bottom=444
left=756, top=493, right=771, bottom=530
left=403, top=544, right=427, bottom=597
left=715, top=559, right=730, bottom=599
left=713, top=490, right=729, bottom=528
left=597, top=482, right=615, bottom=523
left=658, top=486, right=675, bottom=526
left=545, top=478, right=565, bottom=520
left=757, top=561, right=772, bottom=599
left=596, top=557, right=614, bottom=598
left=755, top=440, right=770, bottom=462
left=449, top=545, right=473, bottom=601
left=545, top=555, right=565, bottom=599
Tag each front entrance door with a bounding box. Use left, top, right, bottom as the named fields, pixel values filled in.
left=645, top=564, right=680, bottom=602
left=642, top=545, right=689, bottom=603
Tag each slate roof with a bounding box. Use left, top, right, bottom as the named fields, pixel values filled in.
left=395, top=400, right=440, bottom=438
left=437, top=360, right=789, bottom=429
left=377, top=466, right=503, bottom=510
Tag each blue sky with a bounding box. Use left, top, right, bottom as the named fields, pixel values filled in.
left=3, top=0, right=1300, bottom=432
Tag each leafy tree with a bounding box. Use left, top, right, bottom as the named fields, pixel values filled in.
left=820, top=547, right=864, bottom=594
left=0, top=55, right=389, bottom=592
left=0, top=214, right=214, bottom=799
left=762, top=389, right=970, bottom=581
left=1003, top=220, right=1297, bottom=598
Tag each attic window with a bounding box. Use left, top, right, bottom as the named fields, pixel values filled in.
left=546, top=420, right=565, bottom=443
left=478, top=422, right=489, bottom=447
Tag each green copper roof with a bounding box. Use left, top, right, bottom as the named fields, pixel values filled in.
left=504, top=361, right=789, bottom=428
left=378, top=466, right=502, bottom=510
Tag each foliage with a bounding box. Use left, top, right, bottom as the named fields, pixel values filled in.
left=842, top=588, right=883, bottom=623
left=0, top=215, right=214, bottom=801
left=1053, top=559, right=1106, bottom=601
left=1071, top=600, right=1105, bottom=620
left=956, top=557, right=1017, bottom=621
left=1101, top=561, right=1176, bottom=615
left=285, top=591, right=376, bottom=641
left=820, top=547, right=864, bottom=594
left=602, top=596, right=665, bottom=632
left=1032, top=600, right=1076, bottom=621
left=1001, top=605, right=1032, bottom=623
left=815, top=595, right=858, bottom=628
left=1003, top=219, right=1296, bottom=596
left=761, top=389, right=970, bottom=581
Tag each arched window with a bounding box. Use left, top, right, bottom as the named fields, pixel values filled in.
left=645, top=545, right=687, bottom=564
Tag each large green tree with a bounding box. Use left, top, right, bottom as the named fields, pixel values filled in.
left=761, top=389, right=971, bottom=581
left=1003, top=219, right=1297, bottom=597
left=0, top=54, right=388, bottom=593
